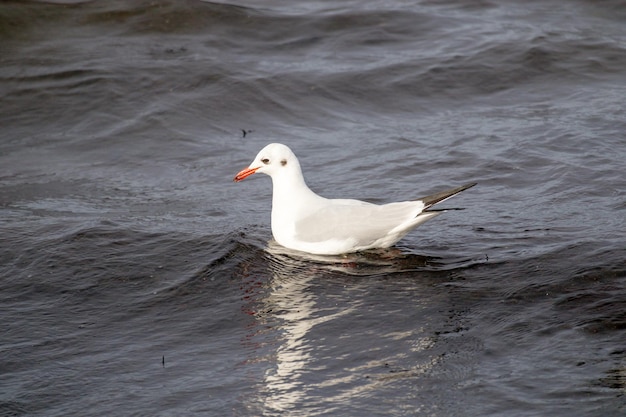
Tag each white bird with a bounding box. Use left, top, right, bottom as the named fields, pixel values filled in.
left=234, top=143, right=476, bottom=255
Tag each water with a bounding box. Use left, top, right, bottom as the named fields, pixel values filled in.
left=1, top=0, right=625, bottom=415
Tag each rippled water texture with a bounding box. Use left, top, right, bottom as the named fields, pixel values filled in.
left=1, top=0, right=625, bottom=416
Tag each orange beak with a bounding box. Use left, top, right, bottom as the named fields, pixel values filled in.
left=233, top=166, right=260, bottom=182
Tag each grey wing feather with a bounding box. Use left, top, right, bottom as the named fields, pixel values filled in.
left=294, top=200, right=420, bottom=244
left=293, top=182, right=476, bottom=245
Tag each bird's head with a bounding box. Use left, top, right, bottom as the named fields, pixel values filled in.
left=234, top=143, right=300, bottom=182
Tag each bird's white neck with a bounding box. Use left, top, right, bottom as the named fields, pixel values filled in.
left=271, top=167, right=313, bottom=205
left=269, top=164, right=323, bottom=235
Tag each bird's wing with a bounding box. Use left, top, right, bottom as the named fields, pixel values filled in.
left=291, top=183, right=476, bottom=246
left=293, top=199, right=423, bottom=245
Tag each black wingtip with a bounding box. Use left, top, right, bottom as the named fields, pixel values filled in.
left=420, top=182, right=477, bottom=210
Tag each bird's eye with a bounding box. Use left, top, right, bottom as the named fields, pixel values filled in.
left=261, top=158, right=270, bottom=165
left=280, top=159, right=287, bottom=166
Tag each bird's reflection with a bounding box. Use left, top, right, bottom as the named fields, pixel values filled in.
left=240, top=242, right=451, bottom=415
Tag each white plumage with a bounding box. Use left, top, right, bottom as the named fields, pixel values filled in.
left=234, top=143, right=475, bottom=255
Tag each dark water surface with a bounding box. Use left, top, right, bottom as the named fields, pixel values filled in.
left=1, top=0, right=625, bottom=416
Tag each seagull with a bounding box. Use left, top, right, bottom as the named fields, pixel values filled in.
left=234, top=143, right=476, bottom=255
